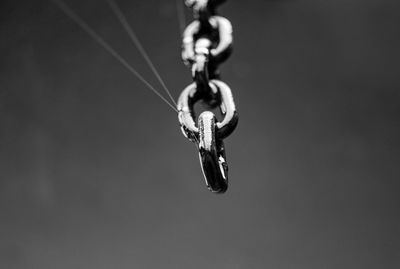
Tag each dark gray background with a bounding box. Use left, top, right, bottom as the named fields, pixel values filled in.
left=1, top=0, right=399, bottom=268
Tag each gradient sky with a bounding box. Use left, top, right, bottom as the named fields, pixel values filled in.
left=0, top=0, right=399, bottom=268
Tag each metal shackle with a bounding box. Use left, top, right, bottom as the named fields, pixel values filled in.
left=177, top=79, right=238, bottom=142
left=177, top=79, right=237, bottom=193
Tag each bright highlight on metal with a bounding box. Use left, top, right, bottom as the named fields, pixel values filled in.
left=177, top=0, right=238, bottom=193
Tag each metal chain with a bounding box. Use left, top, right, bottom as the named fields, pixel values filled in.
left=177, top=0, right=238, bottom=194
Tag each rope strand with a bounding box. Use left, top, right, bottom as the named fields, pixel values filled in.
left=51, top=0, right=178, bottom=112
left=106, top=0, right=177, bottom=107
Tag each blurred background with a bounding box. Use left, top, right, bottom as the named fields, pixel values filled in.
left=1, top=0, right=399, bottom=268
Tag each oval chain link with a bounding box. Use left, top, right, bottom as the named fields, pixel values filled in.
left=177, top=0, right=238, bottom=193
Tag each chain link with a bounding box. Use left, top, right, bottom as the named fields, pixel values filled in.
left=177, top=0, right=238, bottom=193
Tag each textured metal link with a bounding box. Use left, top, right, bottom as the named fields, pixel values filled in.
left=185, top=0, right=226, bottom=22
left=177, top=0, right=238, bottom=193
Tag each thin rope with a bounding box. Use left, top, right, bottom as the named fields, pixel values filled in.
left=51, top=0, right=178, bottom=112
left=106, top=0, right=177, bottom=107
